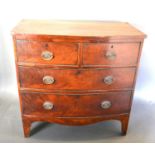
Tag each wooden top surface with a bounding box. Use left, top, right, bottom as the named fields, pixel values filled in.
left=12, top=19, right=146, bottom=38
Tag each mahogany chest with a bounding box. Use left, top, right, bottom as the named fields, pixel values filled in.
left=12, top=20, right=146, bottom=137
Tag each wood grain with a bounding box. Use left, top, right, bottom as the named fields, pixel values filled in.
left=21, top=91, right=132, bottom=117
left=22, top=113, right=130, bottom=137
left=83, top=43, right=140, bottom=67
left=19, top=67, right=136, bottom=90
left=12, top=20, right=146, bottom=38
left=16, top=40, right=79, bottom=65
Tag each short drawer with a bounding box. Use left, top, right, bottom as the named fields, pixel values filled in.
left=82, top=43, right=140, bottom=67
left=21, top=91, right=132, bottom=117
left=19, top=67, right=135, bottom=90
left=16, top=40, right=79, bottom=65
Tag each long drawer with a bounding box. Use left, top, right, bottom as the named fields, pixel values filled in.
left=19, top=67, right=136, bottom=90
left=21, top=91, right=132, bottom=117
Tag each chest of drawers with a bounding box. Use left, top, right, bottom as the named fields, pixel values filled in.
left=12, top=20, right=146, bottom=137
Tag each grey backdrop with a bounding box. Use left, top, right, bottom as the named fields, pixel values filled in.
left=0, top=0, right=155, bottom=142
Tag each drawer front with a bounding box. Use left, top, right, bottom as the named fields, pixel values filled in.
left=19, top=67, right=135, bottom=90
left=21, top=91, right=132, bottom=117
left=16, top=40, right=79, bottom=65
left=83, top=43, right=140, bottom=66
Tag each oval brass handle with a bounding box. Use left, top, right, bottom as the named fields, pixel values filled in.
left=41, top=51, right=54, bottom=60
left=105, top=51, right=116, bottom=60
left=101, top=101, right=112, bottom=109
left=43, top=101, right=54, bottom=110
left=104, top=76, right=114, bottom=85
left=43, top=76, right=55, bottom=84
